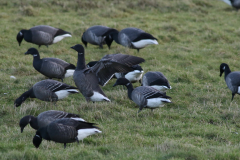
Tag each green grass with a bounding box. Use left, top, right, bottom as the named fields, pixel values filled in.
left=1, top=0, right=240, bottom=159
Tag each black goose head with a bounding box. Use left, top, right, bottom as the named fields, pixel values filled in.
left=14, top=95, right=27, bottom=107
left=19, top=115, right=32, bottom=133
left=71, top=44, right=85, bottom=54
left=25, top=48, right=39, bottom=57
left=16, top=30, right=27, bottom=46
left=87, top=61, right=98, bottom=68
left=113, top=78, right=131, bottom=87
left=132, top=65, right=143, bottom=71
left=220, top=63, right=229, bottom=77
left=33, top=131, right=42, bottom=148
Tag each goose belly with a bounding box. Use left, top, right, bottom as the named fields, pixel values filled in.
left=55, top=89, right=78, bottom=99
left=125, top=70, right=143, bottom=82
left=77, top=128, right=102, bottom=140
left=90, top=91, right=110, bottom=102
left=146, top=98, right=171, bottom=108
left=131, top=39, right=158, bottom=49
left=53, top=34, right=72, bottom=43
left=64, top=69, right=75, bottom=78
left=150, top=85, right=171, bottom=91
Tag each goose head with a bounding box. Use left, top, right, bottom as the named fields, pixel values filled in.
left=220, top=63, right=229, bottom=77
left=24, top=48, right=39, bottom=57
left=71, top=44, right=84, bottom=54
left=113, top=78, right=131, bottom=87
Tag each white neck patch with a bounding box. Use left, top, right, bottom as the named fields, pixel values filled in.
left=223, top=66, right=225, bottom=70
left=126, top=83, right=131, bottom=86
left=35, top=135, right=41, bottom=138
left=33, top=54, right=38, bottom=57
left=19, top=32, right=23, bottom=36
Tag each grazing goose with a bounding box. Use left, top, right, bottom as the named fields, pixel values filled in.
left=142, top=71, right=171, bottom=91
left=16, top=25, right=72, bottom=47
left=25, top=48, right=75, bottom=81
left=19, top=110, right=85, bottom=133
left=220, top=0, right=240, bottom=11
left=82, top=25, right=118, bottom=49
left=115, top=65, right=144, bottom=83
left=14, top=79, right=78, bottom=107
left=220, top=63, right=240, bottom=100
left=113, top=78, right=172, bottom=113
left=33, top=118, right=101, bottom=148
left=111, top=27, right=158, bottom=52
left=71, top=44, right=145, bottom=102
left=87, top=61, right=144, bottom=83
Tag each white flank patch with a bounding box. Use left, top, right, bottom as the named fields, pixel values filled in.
left=70, top=117, right=85, bottom=122
left=151, top=85, right=171, bottom=91
left=10, top=76, right=16, bottom=79
left=64, top=69, right=75, bottom=78
left=238, top=86, right=240, bottom=94
left=220, top=0, right=232, bottom=6
left=77, top=128, right=102, bottom=140
left=125, top=70, right=143, bottom=82
left=53, top=34, right=72, bottom=43
left=131, top=39, right=158, bottom=48
left=55, top=89, right=78, bottom=99
left=147, top=98, right=171, bottom=108
left=90, top=91, right=110, bottom=102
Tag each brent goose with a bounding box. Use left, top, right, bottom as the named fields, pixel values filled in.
left=25, top=48, right=75, bottom=81
left=111, top=27, right=158, bottom=52
left=113, top=78, right=172, bottom=113
left=14, top=79, right=78, bottom=107
left=142, top=71, right=171, bottom=91
left=33, top=118, right=101, bottom=148
left=82, top=25, right=118, bottom=49
left=220, top=63, right=240, bottom=100
left=16, top=25, right=71, bottom=47
left=71, top=44, right=145, bottom=102
left=19, top=110, right=84, bottom=133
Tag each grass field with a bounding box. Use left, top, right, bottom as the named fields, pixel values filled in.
left=1, top=0, right=240, bottom=159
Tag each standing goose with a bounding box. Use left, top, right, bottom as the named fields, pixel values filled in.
left=82, top=25, right=118, bottom=49
left=113, top=78, right=172, bottom=113
left=19, top=110, right=85, bottom=133
left=25, top=48, right=76, bottom=81
left=111, top=27, right=158, bottom=52
left=33, top=118, right=101, bottom=148
left=16, top=25, right=72, bottom=47
left=220, top=0, right=240, bottom=11
left=115, top=65, right=144, bottom=83
left=14, top=79, right=78, bottom=107
left=142, top=71, right=171, bottom=91
left=71, top=44, right=145, bottom=102
left=220, top=63, right=240, bottom=100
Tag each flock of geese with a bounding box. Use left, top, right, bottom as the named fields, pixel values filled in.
left=14, top=1, right=240, bottom=149
left=15, top=24, right=171, bottom=148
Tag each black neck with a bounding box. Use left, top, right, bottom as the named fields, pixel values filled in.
left=111, top=31, right=120, bottom=44
left=224, top=67, right=231, bottom=80
left=125, top=83, right=134, bottom=100
left=29, top=116, right=39, bottom=130
left=38, top=127, right=51, bottom=140
left=76, top=53, right=86, bottom=70
left=21, top=88, right=33, bottom=101
left=33, top=55, right=42, bottom=72
left=22, top=30, right=32, bottom=42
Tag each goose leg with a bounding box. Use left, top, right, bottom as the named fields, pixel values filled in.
left=137, top=49, right=139, bottom=53
left=232, top=93, right=235, bottom=101
left=64, top=143, right=66, bottom=149
left=38, top=45, right=41, bottom=48
left=75, top=137, right=79, bottom=144
left=61, top=78, right=63, bottom=82
left=99, top=44, right=103, bottom=49
left=45, top=45, right=48, bottom=48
